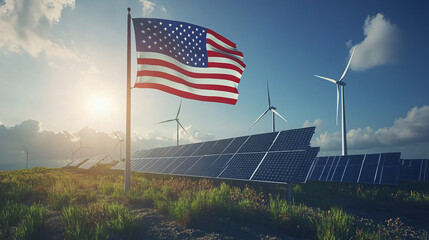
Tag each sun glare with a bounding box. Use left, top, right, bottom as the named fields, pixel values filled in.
left=90, top=96, right=109, bottom=114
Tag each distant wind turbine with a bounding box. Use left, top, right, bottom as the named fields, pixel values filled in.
left=112, top=129, right=125, bottom=161
left=157, top=99, right=188, bottom=146
left=314, top=46, right=356, bottom=156
left=249, top=81, right=288, bottom=132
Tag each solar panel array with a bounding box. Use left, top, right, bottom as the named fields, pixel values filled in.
left=398, top=159, right=429, bottom=182
left=112, top=127, right=318, bottom=184
left=79, top=155, right=109, bottom=169
left=308, top=152, right=401, bottom=185
left=68, top=158, right=89, bottom=167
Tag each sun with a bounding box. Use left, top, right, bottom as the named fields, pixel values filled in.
left=90, top=96, right=109, bottom=114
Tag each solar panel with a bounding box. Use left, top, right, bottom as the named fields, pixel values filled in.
left=151, top=157, right=176, bottom=173
left=160, top=146, right=182, bottom=157
left=309, top=157, right=327, bottom=180
left=398, top=159, right=428, bottom=182
left=342, top=155, right=365, bottom=183
left=219, top=153, right=265, bottom=180
left=111, top=161, right=123, bottom=170
left=171, top=156, right=201, bottom=175
left=192, top=141, right=217, bottom=156
left=358, top=154, right=380, bottom=184
left=269, top=127, right=315, bottom=151
left=79, top=155, right=108, bottom=169
left=222, top=136, right=249, bottom=154
left=238, top=132, right=277, bottom=153
left=180, top=142, right=203, bottom=156
left=203, top=154, right=234, bottom=177
left=114, top=127, right=322, bottom=185
left=251, top=151, right=305, bottom=183
left=172, top=144, right=192, bottom=157
left=293, top=147, right=320, bottom=183
left=308, top=153, right=401, bottom=185
left=68, top=158, right=89, bottom=167
left=162, top=157, right=185, bottom=174
left=186, top=155, right=220, bottom=176
left=206, top=138, right=233, bottom=154
left=145, top=158, right=167, bottom=173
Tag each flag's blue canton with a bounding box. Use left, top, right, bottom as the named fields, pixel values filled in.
left=134, top=18, right=209, bottom=68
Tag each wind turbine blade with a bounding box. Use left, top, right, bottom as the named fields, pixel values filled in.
left=272, top=109, right=288, bottom=123
left=111, top=128, right=121, bottom=141
left=249, top=109, right=269, bottom=129
left=177, top=120, right=188, bottom=135
left=336, top=85, right=339, bottom=126
left=340, top=46, right=356, bottom=81
left=176, top=99, right=182, bottom=118
left=156, top=119, right=176, bottom=124
left=110, top=141, right=120, bottom=155
left=314, top=75, right=337, bottom=84
left=266, top=80, right=271, bottom=107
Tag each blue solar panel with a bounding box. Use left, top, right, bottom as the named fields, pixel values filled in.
left=203, top=154, right=233, bottom=177
left=152, top=157, right=177, bottom=173
left=131, top=159, right=149, bottom=171
left=180, top=143, right=203, bottom=156
left=252, top=151, right=306, bottom=183
left=398, top=159, right=428, bottom=182
left=238, top=132, right=277, bottom=153
left=342, top=155, right=365, bottom=183
left=331, top=156, right=348, bottom=182
left=223, top=136, right=248, bottom=154
left=172, top=144, right=192, bottom=157
left=219, top=153, right=265, bottom=180
left=160, top=146, right=181, bottom=157
left=319, top=157, right=335, bottom=181
left=192, top=141, right=217, bottom=156
left=186, top=155, right=220, bottom=176
left=293, top=147, right=320, bottom=183
left=145, top=158, right=167, bottom=173
left=357, top=154, right=379, bottom=184
left=269, top=127, right=315, bottom=151
left=309, top=157, right=327, bottom=180
left=206, top=138, right=233, bottom=154
left=139, top=158, right=160, bottom=172
left=171, top=156, right=201, bottom=175
left=162, top=157, right=185, bottom=174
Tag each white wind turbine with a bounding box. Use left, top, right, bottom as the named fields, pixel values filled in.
left=249, top=81, right=288, bottom=132
left=157, top=99, right=188, bottom=146
left=112, top=129, right=125, bottom=161
left=314, top=46, right=356, bottom=156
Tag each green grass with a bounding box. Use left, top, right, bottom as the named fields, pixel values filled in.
left=0, top=167, right=427, bottom=239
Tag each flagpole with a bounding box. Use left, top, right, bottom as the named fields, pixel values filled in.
left=125, top=7, right=131, bottom=193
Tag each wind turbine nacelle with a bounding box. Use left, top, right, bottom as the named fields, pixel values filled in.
left=269, top=106, right=277, bottom=110
left=337, top=81, right=346, bottom=86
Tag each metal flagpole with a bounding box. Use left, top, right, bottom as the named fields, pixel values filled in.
left=125, top=8, right=132, bottom=193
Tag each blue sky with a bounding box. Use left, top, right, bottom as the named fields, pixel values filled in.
left=1, top=0, right=429, bottom=169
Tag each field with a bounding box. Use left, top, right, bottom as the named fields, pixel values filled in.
left=0, top=165, right=428, bottom=240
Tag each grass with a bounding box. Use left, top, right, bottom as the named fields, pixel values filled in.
left=0, top=166, right=427, bottom=239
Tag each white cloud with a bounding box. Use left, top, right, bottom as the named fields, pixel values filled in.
left=350, top=13, right=401, bottom=71
left=140, top=0, right=155, bottom=16
left=139, top=0, right=167, bottom=17
left=303, top=119, right=323, bottom=132
left=314, top=106, right=429, bottom=152
left=0, top=0, right=83, bottom=60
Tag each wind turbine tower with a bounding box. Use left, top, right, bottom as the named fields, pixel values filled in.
left=314, top=47, right=356, bottom=156
left=249, top=81, right=288, bottom=132
left=157, top=99, right=188, bottom=146
left=112, top=129, right=125, bottom=161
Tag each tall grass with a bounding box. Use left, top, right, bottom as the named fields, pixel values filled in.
left=313, top=208, right=355, bottom=240
left=62, top=200, right=138, bottom=240
left=0, top=201, right=46, bottom=239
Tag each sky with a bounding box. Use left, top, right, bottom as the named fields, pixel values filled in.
left=1, top=0, right=429, bottom=170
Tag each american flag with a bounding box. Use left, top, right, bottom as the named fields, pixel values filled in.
left=132, top=18, right=245, bottom=105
